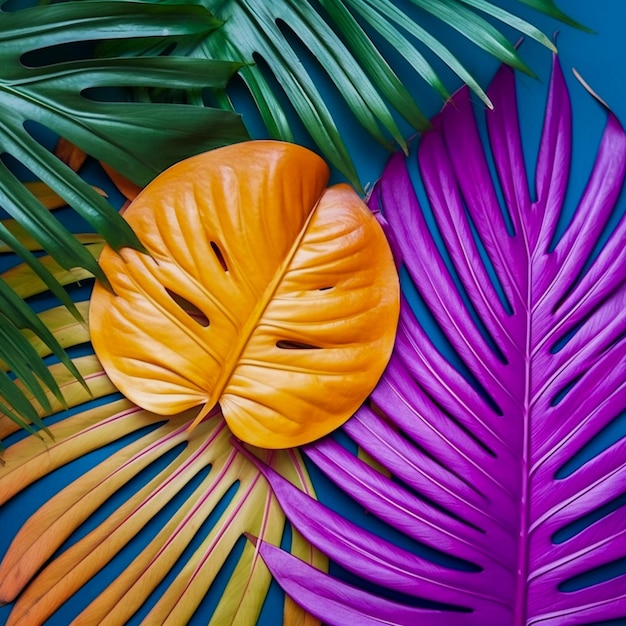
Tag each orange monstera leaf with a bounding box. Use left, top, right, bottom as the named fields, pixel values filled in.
left=90, top=140, right=399, bottom=448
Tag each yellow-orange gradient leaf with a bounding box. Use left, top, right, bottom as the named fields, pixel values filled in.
left=90, top=140, right=399, bottom=448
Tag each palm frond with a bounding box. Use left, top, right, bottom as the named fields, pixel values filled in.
left=100, top=0, right=583, bottom=189
left=204, top=0, right=585, bottom=188
left=253, top=54, right=626, bottom=624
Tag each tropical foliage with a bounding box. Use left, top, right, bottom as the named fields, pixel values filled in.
left=0, top=247, right=325, bottom=623
left=3, top=49, right=624, bottom=623
left=0, top=0, right=581, bottom=437
left=3, top=0, right=616, bottom=624
left=252, top=56, right=626, bottom=624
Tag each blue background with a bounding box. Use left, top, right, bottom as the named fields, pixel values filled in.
left=1, top=0, right=625, bottom=623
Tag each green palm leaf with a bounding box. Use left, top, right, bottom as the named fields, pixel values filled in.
left=516, top=0, right=590, bottom=30
left=98, top=0, right=581, bottom=189
left=0, top=0, right=248, bottom=434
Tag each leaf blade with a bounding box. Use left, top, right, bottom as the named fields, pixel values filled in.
left=90, top=141, right=399, bottom=448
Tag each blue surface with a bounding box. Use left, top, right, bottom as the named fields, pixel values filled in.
left=1, top=1, right=625, bottom=624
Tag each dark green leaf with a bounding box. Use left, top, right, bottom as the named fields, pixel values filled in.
left=343, top=0, right=489, bottom=107
left=0, top=312, right=57, bottom=414
left=457, top=0, right=556, bottom=49
left=410, top=0, right=535, bottom=76
left=0, top=276, right=88, bottom=398
left=0, top=165, right=108, bottom=283
left=0, top=370, right=47, bottom=436
left=0, top=2, right=247, bottom=249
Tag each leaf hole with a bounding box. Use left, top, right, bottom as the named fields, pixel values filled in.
left=552, top=493, right=626, bottom=544
left=276, top=340, right=320, bottom=350
left=555, top=409, right=626, bottom=478
left=20, top=40, right=97, bottom=68
left=549, top=373, right=585, bottom=407
left=210, top=241, right=228, bottom=272
left=21, top=120, right=62, bottom=154
left=558, top=556, right=626, bottom=592
left=165, top=288, right=209, bottom=327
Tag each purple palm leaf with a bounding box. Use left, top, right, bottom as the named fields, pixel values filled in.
left=252, top=55, right=626, bottom=625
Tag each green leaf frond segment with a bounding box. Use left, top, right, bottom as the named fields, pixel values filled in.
left=515, top=0, right=592, bottom=31
left=0, top=233, right=105, bottom=440
left=0, top=221, right=83, bottom=321
left=0, top=272, right=87, bottom=394
left=0, top=0, right=249, bottom=436
left=0, top=0, right=248, bottom=269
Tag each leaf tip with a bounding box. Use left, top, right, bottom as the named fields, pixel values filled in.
left=572, top=68, right=610, bottom=110
left=547, top=32, right=558, bottom=54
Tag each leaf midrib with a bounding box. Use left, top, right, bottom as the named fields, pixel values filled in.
left=515, top=196, right=534, bottom=626
left=209, top=195, right=324, bottom=407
